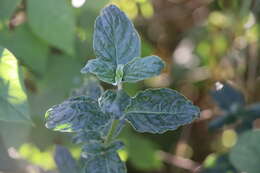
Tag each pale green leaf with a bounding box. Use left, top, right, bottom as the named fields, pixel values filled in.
left=0, top=48, right=31, bottom=123
left=0, top=0, right=21, bottom=21
left=45, top=96, right=111, bottom=132
left=27, top=0, right=75, bottom=55
left=123, top=56, right=164, bottom=82
left=0, top=24, right=49, bottom=75
left=229, top=130, right=260, bottom=173
left=125, top=88, right=200, bottom=133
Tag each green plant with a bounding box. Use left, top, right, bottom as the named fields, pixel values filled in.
left=203, top=83, right=260, bottom=173
left=45, top=5, right=200, bottom=173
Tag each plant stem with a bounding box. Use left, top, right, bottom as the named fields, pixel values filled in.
left=105, top=119, right=120, bottom=145
left=104, top=82, right=124, bottom=145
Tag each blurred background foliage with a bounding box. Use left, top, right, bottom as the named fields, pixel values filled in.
left=1, top=0, right=260, bottom=173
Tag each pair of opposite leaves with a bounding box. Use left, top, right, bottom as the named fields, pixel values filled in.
left=45, top=5, right=200, bottom=173
left=45, top=5, right=200, bottom=135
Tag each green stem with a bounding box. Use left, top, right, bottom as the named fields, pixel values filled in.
left=105, top=119, right=119, bottom=145
left=104, top=82, right=123, bottom=145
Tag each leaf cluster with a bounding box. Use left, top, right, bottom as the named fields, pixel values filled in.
left=45, top=5, right=200, bottom=173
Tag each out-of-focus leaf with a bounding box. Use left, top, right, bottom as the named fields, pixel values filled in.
left=123, top=56, right=164, bottom=83
left=0, top=24, right=49, bottom=74
left=208, top=113, right=238, bottom=131
left=55, top=145, right=79, bottom=173
left=82, top=141, right=126, bottom=173
left=71, top=75, right=103, bottom=100
left=0, top=0, right=21, bottom=22
left=0, top=136, right=19, bottom=172
left=28, top=54, right=82, bottom=121
left=81, top=5, right=141, bottom=84
left=120, top=128, right=162, bottom=170
left=211, top=83, right=245, bottom=112
left=125, top=88, right=200, bottom=134
left=0, top=48, right=31, bottom=123
left=230, top=130, right=260, bottom=173
left=99, top=90, right=131, bottom=119
left=45, top=96, right=111, bottom=132
left=27, top=0, right=75, bottom=55
left=202, top=153, right=238, bottom=173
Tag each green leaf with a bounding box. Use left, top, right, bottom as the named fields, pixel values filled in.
left=71, top=75, right=103, bottom=100
left=125, top=88, right=200, bottom=133
left=120, top=128, right=162, bottom=170
left=45, top=96, right=111, bottom=132
left=72, top=131, right=103, bottom=144
left=27, top=0, right=75, bottom=55
left=0, top=24, right=49, bottom=75
left=54, top=145, right=79, bottom=173
left=81, top=5, right=141, bottom=84
left=211, top=83, right=245, bottom=112
left=99, top=90, right=131, bottom=119
left=0, top=0, right=21, bottom=22
left=229, top=130, right=260, bottom=173
left=81, top=58, right=116, bottom=84
left=0, top=48, right=31, bottom=123
left=82, top=141, right=126, bottom=173
left=123, top=56, right=164, bottom=82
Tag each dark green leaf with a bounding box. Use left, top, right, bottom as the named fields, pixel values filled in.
left=72, top=131, right=103, bottom=144
left=202, top=154, right=238, bottom=173
left=123, top=56, right=164, bottom=82
left=99, top=90, right=131, bottom=119
left=81, top=58, right=116, bottom=84
left=94, top=5, right=140, bottom=65
left=27, top=0, right=75, bottom=55
left=211, top=83, right=245, bottom=112
left=0, top=24, right=49, bottom=75
left=125, top=88, right=200, bottom=133
left=230, top=130, right=260, bottom=173
left=71, top=75, right=103, bottom=100
left=82, top=141, right=126, bottom=173
left=0, top=48, right=31, bottom=123
left=45, top=96, right=111, bottom=132
left=81, top=5, right=141, bottom=84
left=55, top=145, right=79, bottom=173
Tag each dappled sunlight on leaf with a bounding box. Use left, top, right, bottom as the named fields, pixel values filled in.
left=0, top=48, right=31, bottom=123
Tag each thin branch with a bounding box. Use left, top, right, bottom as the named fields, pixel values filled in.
left=158, top=151, right=202, bottom=173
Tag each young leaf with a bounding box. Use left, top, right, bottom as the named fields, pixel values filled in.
left=123, top=56, right=164, bottom=83
left=81, top=5, right=141, bottom=84
left=0, top=48, right=31, bottom=123
left=54, top=145, right=79, bottom=173
left=229, top=130, right=260, bottom=173
left=71, top=75, right=103, bottom=100
left=45, top=96, right=111, bottom=132
left=82, top=141, right=126, bottom=173
left=27, top=0, right=75, bottom=55
left=99, top=90, right=131, bottom=119
left=125, top=88, right=200, bottom=133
